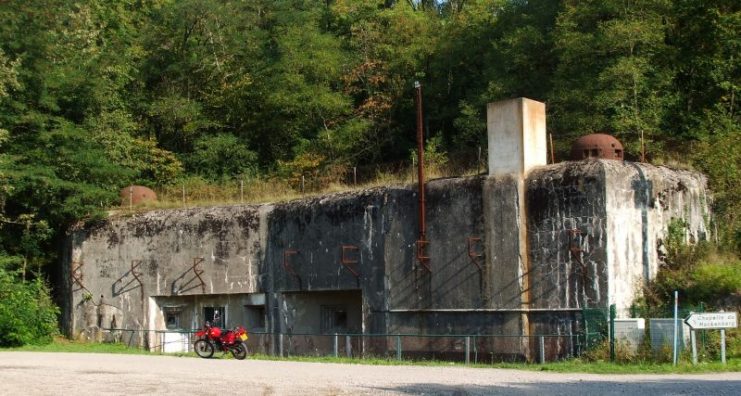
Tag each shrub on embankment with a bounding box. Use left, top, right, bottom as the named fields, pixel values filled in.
left=0, top=265, right=59, bottom=347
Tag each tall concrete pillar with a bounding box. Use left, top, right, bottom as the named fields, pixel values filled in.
left=483, top=98, right=546, bottom=361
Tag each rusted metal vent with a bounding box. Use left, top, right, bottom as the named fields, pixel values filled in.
left=120, top=185, right=157, bottom=206
left=570, top=133, right=624, bottom=160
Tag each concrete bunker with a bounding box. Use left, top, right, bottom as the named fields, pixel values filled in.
left=63, top=98, right=710, bottom=361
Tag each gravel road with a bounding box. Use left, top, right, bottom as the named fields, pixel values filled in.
left=1, top=352, right=739, bottom=395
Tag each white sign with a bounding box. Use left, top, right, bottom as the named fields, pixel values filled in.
left=685, top=312, right=737, bottom=330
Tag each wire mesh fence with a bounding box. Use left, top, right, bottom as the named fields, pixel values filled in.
left=97, top=304, right=735, bottom=365
left=100, top=328, right=593, bottom=364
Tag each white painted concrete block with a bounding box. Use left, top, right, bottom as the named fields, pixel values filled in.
left=487, top=98, right=547, bottom=177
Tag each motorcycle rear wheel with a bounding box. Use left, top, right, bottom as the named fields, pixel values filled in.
left=230, top=343, right=247, bottom=360
left=194, top=339, right=215, bottom=358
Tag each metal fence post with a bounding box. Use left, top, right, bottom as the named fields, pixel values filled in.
left=539, top=336, right=545, bottom=364
left=279, top=333, right=284, bottom=358
left=720, top=329, right=727, bottom=365
left=465, top=336, right=470, bottom=365
left=609, top=304, right=616, bottom=362
left=334, top=333, right=338, bottom=358
left=346, top=335, right=352, bottom=358
left=396, top=335, right=402, bottom=361
left=673, top=291, right=679, bottom=366
left=690, top=329, right=698, bottom=365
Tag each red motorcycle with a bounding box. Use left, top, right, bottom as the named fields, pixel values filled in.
left=193, top=323, right=248, bottom=360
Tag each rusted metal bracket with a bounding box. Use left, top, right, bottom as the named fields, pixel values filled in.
left=130, top=260, right=144, bottom=290
left=283, top=249, right=299, bottom=277
left=467, top=237, right=484, bottom=271
left=416, top=239, right=431, bottom=273
left=191, top=257, right=206, bottom=294
left=71, top=260, right=89, bottom=293
left=568, top=229, right=584, bottom=266
left=340, top=244, right=360, bottom=277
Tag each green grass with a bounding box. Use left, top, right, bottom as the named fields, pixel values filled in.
left=246, top=354, right=740, bottom=374
left=4, top=339, right=739, bottom=374
left=491, top=359, right=741, bottom=374
left=5, top=338, right=149, bottom=355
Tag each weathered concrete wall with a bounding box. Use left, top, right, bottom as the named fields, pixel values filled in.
left=527, top=161, right=609, bottom=311
left=603, top=161, right=709, bottom=315
left=64, top=160, right=709, bottom=359
left=387, top=177, right=486, bottom=311
left=265, top=189, right=390, bottom=338
left=66, top=205, right=268, bottom=341
left=526, top=160, right=709, bottom=317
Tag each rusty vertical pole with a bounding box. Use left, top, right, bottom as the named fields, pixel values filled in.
left=415, top=81, right=429, bottom=271
left=416, top=81, right=425, bottom=241
left=549, top=133, right=555, bottom=164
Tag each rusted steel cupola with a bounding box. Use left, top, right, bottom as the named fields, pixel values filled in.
left=570, top=133, right=624, bottom=160
left=120, top=185, right=158, bottom=206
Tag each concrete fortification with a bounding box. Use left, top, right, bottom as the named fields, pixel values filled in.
left=63, top=99, right=710, bottom=360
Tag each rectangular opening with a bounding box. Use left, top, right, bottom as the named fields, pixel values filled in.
left=281, top=290, right=362, bottom=335
left=320, top=305, right=348, bottom=334
left=244, top=305, right=266, bottom=331
left=204, top=306, right=225, bottom=328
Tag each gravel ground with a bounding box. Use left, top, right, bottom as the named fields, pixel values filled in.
left=1, top=352, right=739, bottom=395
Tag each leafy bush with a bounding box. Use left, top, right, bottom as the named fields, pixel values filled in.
left=0, top=266, right=59, bottom=347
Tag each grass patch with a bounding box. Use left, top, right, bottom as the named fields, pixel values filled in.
left=4, top=337, right=149, bottom=354
left=247, top=353, right=740, bottom=373
left=495, top=359, right=741, bottom=374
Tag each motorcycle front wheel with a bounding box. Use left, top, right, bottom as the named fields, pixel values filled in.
left=194, top=339, right=215, bottom=358
left=230, top=343, right=247, bottom=360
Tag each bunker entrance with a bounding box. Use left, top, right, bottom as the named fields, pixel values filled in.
left=280, top=290, right=363, bottom=356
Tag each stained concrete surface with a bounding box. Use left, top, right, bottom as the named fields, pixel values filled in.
left=1, top=352, right=739, bottom=396
left=64, top=161, right=709, bottom=360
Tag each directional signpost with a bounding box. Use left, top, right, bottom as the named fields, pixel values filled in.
left=685, top=312, right=738, bottom=365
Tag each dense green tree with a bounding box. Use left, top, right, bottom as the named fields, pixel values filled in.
left=668, top=0, right=739, bottom=140
left=549, top=0, right=674, bottom=158
left=186, top=134, right=258, bottom=180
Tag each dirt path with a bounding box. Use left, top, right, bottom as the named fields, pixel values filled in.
left=1, top=352, right=739, bottom=395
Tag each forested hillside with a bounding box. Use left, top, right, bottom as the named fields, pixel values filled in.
left=0, top=0, right=738, bottom=283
